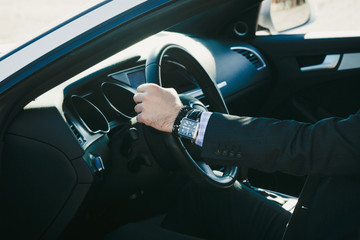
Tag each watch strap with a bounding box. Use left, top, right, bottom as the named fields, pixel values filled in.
left=186, top=109, right=203, bottom=121
left=172, top=106, right=192, bottom=136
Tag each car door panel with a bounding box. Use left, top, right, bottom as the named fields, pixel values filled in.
left=251, top=35, right=360, bottom=121
left=231, top=35, right=360, bottom=195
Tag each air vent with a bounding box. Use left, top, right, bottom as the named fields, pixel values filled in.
left=231, top=47, right=266, bottom=70
left=69, top=123, right=86, bottom=145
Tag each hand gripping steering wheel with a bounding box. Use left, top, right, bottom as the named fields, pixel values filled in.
left=145, top=44, right=238, bottom=188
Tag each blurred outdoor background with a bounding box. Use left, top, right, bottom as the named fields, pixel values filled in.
left=0, top=0, right=102, bottom=53
left=1, top=0, right=360, bottom=54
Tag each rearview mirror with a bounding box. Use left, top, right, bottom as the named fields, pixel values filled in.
left=258, top=0, right=315, bottom=34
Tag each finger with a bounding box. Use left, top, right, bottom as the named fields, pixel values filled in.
left=168, top=87, right=178, bottom=95
left=137, top=83, right=160, bottom=93
left=136, top=112, right=143, bottom=124
left=133, top=92, right=145, bottom=104
left=134, top=103, right=143, bottom=113
left=136, top=84, right=149, bottom=93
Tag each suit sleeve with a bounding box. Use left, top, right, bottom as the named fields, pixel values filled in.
left=200, top=111, right=360, bottom=176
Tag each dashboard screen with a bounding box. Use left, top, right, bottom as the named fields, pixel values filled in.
left=127, top=69, right=145, bottom=88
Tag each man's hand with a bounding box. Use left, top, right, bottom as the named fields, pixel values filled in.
left=133, top=84, right=183, bottom=133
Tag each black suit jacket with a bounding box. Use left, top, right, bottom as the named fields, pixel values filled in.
left=201, top=111, right=360, bottom=239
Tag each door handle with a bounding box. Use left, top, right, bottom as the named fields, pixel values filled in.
left=300, top=54, right=341, bottom=72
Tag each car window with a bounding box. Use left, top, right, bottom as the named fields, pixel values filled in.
left=0, top=0, right=104, bottom=55
left=258, top=0, right=360, bottom=37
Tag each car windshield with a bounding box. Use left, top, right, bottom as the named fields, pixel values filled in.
left=0, top=0, right=104, bottom=56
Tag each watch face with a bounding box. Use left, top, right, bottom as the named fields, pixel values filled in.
left=178, top=118, right=199, bottom=140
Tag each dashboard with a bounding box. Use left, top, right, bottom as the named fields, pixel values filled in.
left=17, top=31, right=272, bottom=208
left=45, top=32, right=272, bottom=193
left=60, top=33, right=270, bottom=153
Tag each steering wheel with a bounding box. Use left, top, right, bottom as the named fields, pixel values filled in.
left=144, top=44, right=238, bottom=188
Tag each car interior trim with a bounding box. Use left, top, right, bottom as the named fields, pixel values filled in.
left=300, top=54, right=341, bottom=72
left=185, top=81, right=227, bottom=99
left=233, top=21, right=249, bottom=37
left=70, top=95, right=110, bottom=134
left=108, top=64, right=145, bottom=86
left=338, top=52, right=360, bottom=71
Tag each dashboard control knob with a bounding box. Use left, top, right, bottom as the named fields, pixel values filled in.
left=89, top=154, right=105, bottom=172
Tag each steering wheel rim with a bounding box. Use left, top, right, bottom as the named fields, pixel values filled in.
left=145, top=44, right=238, bottom=188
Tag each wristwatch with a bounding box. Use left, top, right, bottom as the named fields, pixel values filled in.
left=174, top=108, right=203, bottom=142
left=172, top=106, right=192, bottom=136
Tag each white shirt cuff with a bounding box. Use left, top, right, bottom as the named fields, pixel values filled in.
left=195, top=111, right=212, bottom=147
